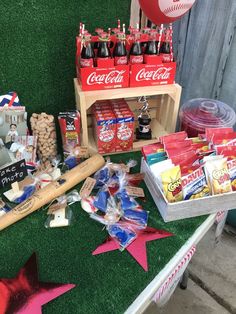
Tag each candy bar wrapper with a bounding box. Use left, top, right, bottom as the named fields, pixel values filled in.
left=123, top=208, right=148, bottom=229
left=116, top=189, right=138, bottom=210
left=94, top=165, right=112, bottom=188
left=94, top=189, right=110, bottom=212
left=161, top=166, right=183, bottom=203
left=0, top=92, right=20, bottom=107
left=182, top=167, right=209, bottom=200
left=107, top=222, right=137, bottom=250
left=58, top=111, right=81, bottom=158
left=204, top=157, right=232, bottom=195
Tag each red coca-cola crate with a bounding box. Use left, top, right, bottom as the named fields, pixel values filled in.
left=130, top=62, right=176, bottom=87
left=76, top=36, right=129, bottom=91
left=78, top=65, right=130, bottom=91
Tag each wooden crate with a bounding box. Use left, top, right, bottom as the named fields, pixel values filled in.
left=141, top=158, right=236, bottom=222
left=74, top=79, right=182, bottom=155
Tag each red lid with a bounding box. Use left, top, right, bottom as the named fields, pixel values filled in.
left=179, top=99, right=236, bottom=135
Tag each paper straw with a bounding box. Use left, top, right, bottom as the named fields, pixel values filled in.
left=157, top=24, right=164, bottom=54
left=118, top=19, right=121, bottom=30
left=123, top=24, right=126, bottom=34
left=79, top=22, right=83, bottom=36
left=169, top=24, right=174, bottom=62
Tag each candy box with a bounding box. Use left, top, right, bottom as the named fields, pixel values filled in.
left=93, top=113, right=116, bottom=154
left=115, top=111, right=134, bottom=152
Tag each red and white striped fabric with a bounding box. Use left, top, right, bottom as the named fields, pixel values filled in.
left=153, top=245, right=196, bottom=304
left=215, top=211, right=226, bottom=224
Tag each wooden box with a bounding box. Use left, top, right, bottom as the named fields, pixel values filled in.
left=74, top=79, right=182, bottom=155
left=141, top=158, right=236, bottom=222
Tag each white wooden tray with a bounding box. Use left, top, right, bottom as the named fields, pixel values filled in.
left=141, top=158, right=236, bottom=222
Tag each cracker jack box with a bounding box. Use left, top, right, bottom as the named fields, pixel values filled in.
left=111, top=101, right=134, bottom=152
left=93, top=110, right=116, bottom=154
left=76, top=35, right=129, bottom=91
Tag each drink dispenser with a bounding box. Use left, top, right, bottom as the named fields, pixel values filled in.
left=179, top=98, right=236, bottom=137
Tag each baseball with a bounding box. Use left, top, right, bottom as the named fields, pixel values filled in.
left=159, top=0, right=195, bottom=18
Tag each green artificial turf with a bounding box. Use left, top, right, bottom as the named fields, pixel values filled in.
left=0, top=152, right=208, bottom=314
left=0, top=1, right=131, bottom=116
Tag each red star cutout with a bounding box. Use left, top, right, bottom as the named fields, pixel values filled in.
left=92, top=227, right=174, bottom=271
left=0, top=253, right=75, bottom=314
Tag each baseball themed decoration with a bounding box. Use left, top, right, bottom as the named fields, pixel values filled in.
left=0, top=154, right=105, bottom=231
left=139, top=0, right=196, bottom=25
left=93, top=227, right=173, bottom=271
left=0, top=92, right=20, bottom=107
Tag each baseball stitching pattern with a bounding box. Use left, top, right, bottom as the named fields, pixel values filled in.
left=163, top=4, right=193, bottom=15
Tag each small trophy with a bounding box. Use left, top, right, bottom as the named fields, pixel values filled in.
left=136, top=96, right=152, bottom=140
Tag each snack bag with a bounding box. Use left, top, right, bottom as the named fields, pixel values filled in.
left=164, top=140, right=192, bottom=151
left=205, top=128, right=234, bottom=141
left=146, top=153, right=167, bottom=166
left=204, top=157, right=232, bottom=195
left=141, top=143, right=164, bottom=159
left=160, top=131, right=187, bottom=144
left=182, top=166, right=209, bottom=200
left=226, top=158, right=236, bottom=191
left=150, top=159, right=174, bottom=187
left=161, top=166, right=183, bottom=202
left=212, top=133, right=236, bottom=146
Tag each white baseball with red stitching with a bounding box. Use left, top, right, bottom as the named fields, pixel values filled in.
left=158, top=0, right=195, bottom=18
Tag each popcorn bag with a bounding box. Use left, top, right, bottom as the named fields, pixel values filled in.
left=30, top=113, right=57, bottom=164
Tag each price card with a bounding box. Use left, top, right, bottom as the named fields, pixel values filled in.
left=126, top=186, right=145, bottom=198
left=79, top=177, right=96, bottom=199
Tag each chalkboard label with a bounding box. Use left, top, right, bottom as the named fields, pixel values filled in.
left=0, top=160, right=27, bottom=189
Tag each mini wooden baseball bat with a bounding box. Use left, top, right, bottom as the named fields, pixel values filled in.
left=0, top=154, right=105, bottom=231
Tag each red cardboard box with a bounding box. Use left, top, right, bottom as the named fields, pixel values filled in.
left=93, top=113, right=117, bottom=154
left=130, top=62, right=176, bottom=87
left=115, top=111, right=134, bottom=152
left=76, top=36, right=129, bottom=91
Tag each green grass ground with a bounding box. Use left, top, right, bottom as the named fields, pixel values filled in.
left=0, top=152, right=207, bottom=313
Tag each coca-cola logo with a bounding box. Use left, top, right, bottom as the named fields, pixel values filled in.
left=80, top=58, right=93, bottom=68
left=136, top=67, right=172, bottom=81
left=130, top=55, right=143, bottom=64
left=87, top=70, right=125, bottom=85
left=115, top=56, right=128, bottom=65
left=161, top=54, right=171, bottom=62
